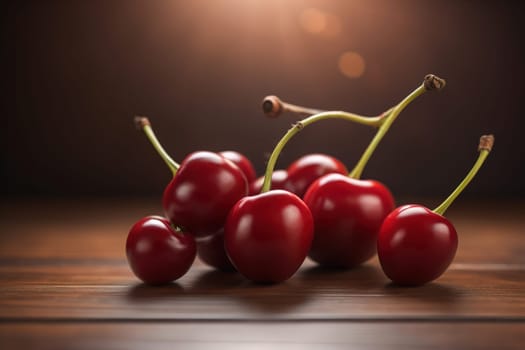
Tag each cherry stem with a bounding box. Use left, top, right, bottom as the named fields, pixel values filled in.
left=349, top=74, right=446, bottom=179
left=260, top=74, right=445, bottom=192
left=433, top=135, right=494, bottom=216
left=261, top=95, right=393, bottom=123
left=349, top=87, right=424, bottom=178
left=134, top=116, right=179, bottom=176
left=262, top=95, right=324, bottom=118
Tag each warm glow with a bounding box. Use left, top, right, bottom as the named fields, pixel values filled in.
left=338, top=51, right=366, bottom=78
left=323, top=13, right=342, bottom=37
left=299, top=8, right=342, bottom=37
left=299, top=8, right=327, bottom=34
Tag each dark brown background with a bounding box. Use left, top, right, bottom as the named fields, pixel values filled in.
left=5, top=0, right=525, bottom=198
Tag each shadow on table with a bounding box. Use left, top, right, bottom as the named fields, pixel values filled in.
left=124, top=268, right=315, bottom=314
left=297, top=263, right=386, bottom=289
left=126, top=282, right=186, bottom=301
left=190, top=269, right=316, bottom=313
left=125, top=261, right=464, bottom=315
left=382, top=281, right=464, bottom=308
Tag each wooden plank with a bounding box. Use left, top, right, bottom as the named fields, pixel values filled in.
left=0, top=261, right=523, bottom=320
left=1, top=322, right=524, bottom=350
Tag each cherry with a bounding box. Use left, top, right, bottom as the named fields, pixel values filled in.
left=304, top=174, right=394, bottom=267
left=224, top=190, right=313, bottom=283
left=219, top=150, right=257, bottom=183
left=135, top=117, right=248, bottom=236
left=248, top=169, right=288, bottom=195
left=196, top=229, right=236, bottom=272
left=378, top=205, right=457, bottom=286
left=283, top=153, right=348, bottom=197
left=377, top=135, right=494, bottom=286
left=162, top=151, right=248, bottom=235
left=126, top=216, right=196, bottom=284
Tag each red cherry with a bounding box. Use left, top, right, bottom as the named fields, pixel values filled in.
left=126, top=216, right=196, bottom=284
left=303, top=173, right=395, bottom=268
left=248, top=169, right=288, bottom=195
left=163, top=151, right=248, bottom=236
left=376, top=135, right=494, bottom=286
left=377, top=205, right=458, bottom=286
left=196, top=229, right=236, bottom=272
left=284, top=154, right=348, bottom=197
left=224, top=190, right=314, bottom=283
left=220, top=150, right=257, bottom=183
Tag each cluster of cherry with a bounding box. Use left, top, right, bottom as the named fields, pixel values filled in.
left=126, top=74, right=494, bottom=287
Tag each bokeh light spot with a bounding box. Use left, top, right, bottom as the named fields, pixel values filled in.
left=338, top=51, right=366, bottom=78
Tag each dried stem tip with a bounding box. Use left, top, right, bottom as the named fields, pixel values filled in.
left=424, top=74, right=446, bottom=91
left=262, top=95, right=283, bottom=118
left=478, top=134, right=495, bottom=152
left=134, top=116, right=150, bottom=129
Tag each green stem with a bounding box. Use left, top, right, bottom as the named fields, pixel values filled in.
left=135, top=117, right=179, bottom=176
left=433, top=135, right=494, bottom=215
left=348, top=84, right=426, bottom=179
left=261, top=111, right=386, bottom=192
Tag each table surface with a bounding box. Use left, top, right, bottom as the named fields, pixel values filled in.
left=0, top=198, right=524, bottom=349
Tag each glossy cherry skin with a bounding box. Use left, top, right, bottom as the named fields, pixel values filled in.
left=126, top=216, right=197, bottom=285
left=224, top=190, right=314, bottom=283
left=163, top=151, right=248, bottom=236
left=196, top=229, right=236, bottom=272
left=377, top=205, right=458, bottom=286
left=219, top=150, right=257, bottom=183
left=303, top=173, right=395, bottom=268
left=248, top=169, right=288, bottom=195
left=284, top=154, right=348, bottom=198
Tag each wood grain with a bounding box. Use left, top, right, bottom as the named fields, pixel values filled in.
left=0, top=198, right=524, bottom=348
left=0, top=262, right=524, bottom=321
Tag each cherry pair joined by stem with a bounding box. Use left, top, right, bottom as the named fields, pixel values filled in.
left=248, top=75, right=446, bottom=272
left=126, top=216, right=196, bottom=284
left=378, top=135, right=494, bottom=286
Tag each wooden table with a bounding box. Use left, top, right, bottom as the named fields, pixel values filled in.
left=1, top=198, right=524, bottom=349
